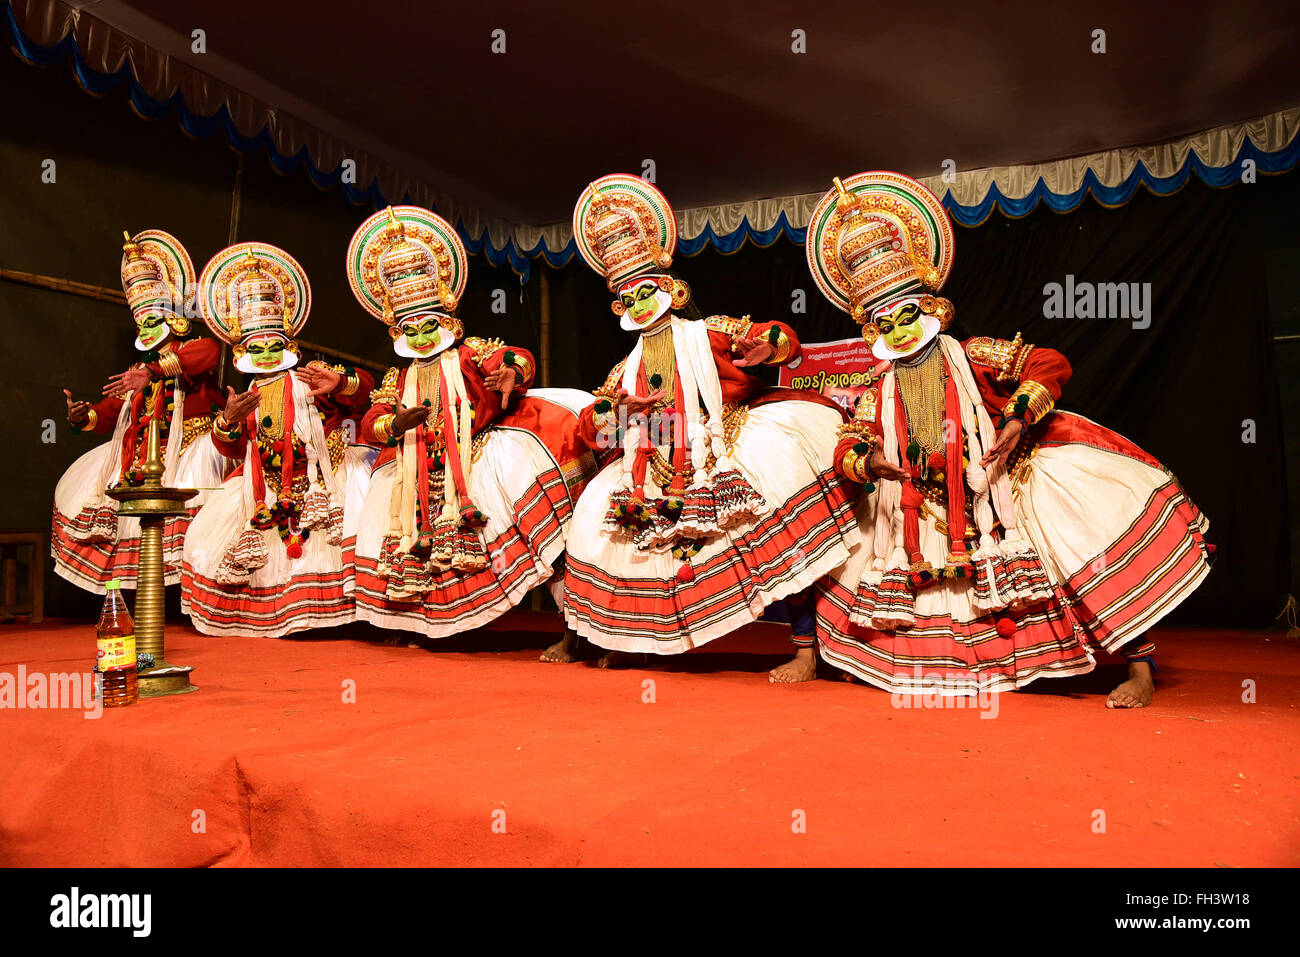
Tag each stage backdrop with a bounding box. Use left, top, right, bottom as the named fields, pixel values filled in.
left=1, top=45, right=1294, bottom=627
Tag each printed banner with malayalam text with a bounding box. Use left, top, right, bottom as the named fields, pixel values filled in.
left=779, top=337, right=888, bottom=413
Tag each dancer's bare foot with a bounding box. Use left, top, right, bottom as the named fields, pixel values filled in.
left=1107, top=660, right=1155, bottom=709
left=596, top=650, right=635, bottom=669
left=769, top=646, right=817, bottom=684
left=540, top=628, right=581, bottom=663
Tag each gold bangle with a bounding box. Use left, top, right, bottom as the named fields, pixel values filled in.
left=84, top=408, right=99, bottom=431
left=768, top=329, right=793, bottom=365
left=213, top=414, right=241, bottom=441
left=373, top=413, right=395, bottom=443
left=340, top=373, right=360, bottom=396
left=1004, top=380, right=1055, bottom=425
left=509, top=355, right=532, bottom=382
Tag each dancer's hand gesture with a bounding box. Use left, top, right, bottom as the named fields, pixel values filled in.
left=980, top=419, right=1024, bottom=469
left=484, top=366, right=518, bottom=409
left=103, top=367, right=150, bottom=397
left=222, top=385, right=261, bottom=425
left=63, top=389, right=92, bottom=426
left=733, top=336, right=774, bottom=367
left=391, top=403, right=432, bottom=436
left=615, top=388, right=665, bottom=416
left=869, top=448, right=910, bottom=483
left=294, top=365, right=341, bottom=399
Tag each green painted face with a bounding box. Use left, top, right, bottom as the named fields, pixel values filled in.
left=620, top=282, right=664, bottom=326
left=401, top=318, right=443, bottom=356
left=135, top=313, right=169, bottom=348
left=246, top=337, right=287, bottom=370
left=878, top=303, right=926, bottom=355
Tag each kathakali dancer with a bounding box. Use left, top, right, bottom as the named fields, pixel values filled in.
left=346, top=206, right=597, bottom=639
left=53, top=229, right=229, bottom=592
left=559, top=174, right=857, bottom=678
left=806, top=171, right=1212, bottom=707
left=181, top=242, right=375, bottom=637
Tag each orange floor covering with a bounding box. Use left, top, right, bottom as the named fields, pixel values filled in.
left=1, top=616, right=1296, bottom=866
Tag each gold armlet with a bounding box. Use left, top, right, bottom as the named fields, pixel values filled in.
left=704, top=314, right=754, bottom=344
left=369, top=367, right=400, bottom=406
left=158, top=351, right=183, bottom=378
left=836, top=420, right=874, bottom=443
left=465, top=336, right=506, bottom=367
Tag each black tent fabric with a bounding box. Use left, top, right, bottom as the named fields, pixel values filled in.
left=540, top=173, right=1297, bottom=626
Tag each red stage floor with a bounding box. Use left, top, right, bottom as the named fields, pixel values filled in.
left=1, top=616, right=1296, bottom=867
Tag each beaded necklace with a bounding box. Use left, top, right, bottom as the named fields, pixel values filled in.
left=640, top=320, right=675, bottom=404
left=895, top=341, right=947, bottom=459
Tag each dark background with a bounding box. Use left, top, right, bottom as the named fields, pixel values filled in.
left=1, top=47, right=1295, bottom=626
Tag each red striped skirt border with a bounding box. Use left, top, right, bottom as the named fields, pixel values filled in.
left=180, top=562, right=354, bottom=638
left=563, top=469, right=855, bottom=653
left=813, top=480, right=1210, bottom=693
left=50, top=506, right=197, bottom=592
left=355, top=463, right=573, bottom=637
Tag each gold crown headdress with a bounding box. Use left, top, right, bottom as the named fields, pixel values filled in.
left=573, top=174, right=677, bottom=292
left=346, top=205, right=468, bottom=343
left=197, top=241, right=312, bottom=354
left=806, top=171, right=955, bottom=343
left=120, top=228, right=196, bottom=337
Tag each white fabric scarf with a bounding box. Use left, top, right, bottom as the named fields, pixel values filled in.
left=87, top=372, right=186, bottom=529
left=237, top=372, right=340, bottom=517
left=871, top=335, right=1019, bottom=561
left=618, top=315, right=734, bottom=494
left=390, top=350, right=474, bottom=547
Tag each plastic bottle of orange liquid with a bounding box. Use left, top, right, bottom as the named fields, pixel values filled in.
left=95, top=579, right=138, bottom=707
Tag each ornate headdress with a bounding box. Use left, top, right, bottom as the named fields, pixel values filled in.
left=573, top=174, right=678, bottom=290
left=120, top=228, right=196, bottom=349
left=345, top=205, right=468, bottom=357
left=806, top=171, right=955, bottom=346
left=197, top=241, right=312, bottom=373
left=573, top=174, right=692, bottom=327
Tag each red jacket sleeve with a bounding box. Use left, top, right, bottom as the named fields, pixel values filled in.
left=359, top=367, right=400, bottom=448
left=475, top=341, right=536, bottom=391
left=77, top=394, right=126, bottom=435
left=458, top=345, right=513, bottom=432
left=964, top=334, right=1072, bottom=426
left=145, top=337, right=221, bottom=380
left=832, top=378, right=884, bottom=483
left=577, top=358, right=626, bottom=452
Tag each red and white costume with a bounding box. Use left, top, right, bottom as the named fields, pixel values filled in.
left=181, top=242, right=376, bottom=636
left=52, top=229, right=229, bottom=592
left=805, top=171, right=1212, bottom=693
left=562, top=175, right=856, bottom=654
left=346, top=206, right=596, bottom=637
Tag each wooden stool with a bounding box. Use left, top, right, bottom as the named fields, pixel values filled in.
left=0, top=532, right=44, bottom=624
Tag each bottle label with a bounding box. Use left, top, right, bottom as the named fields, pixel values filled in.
left=97, top=635, right=136, bottom=672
